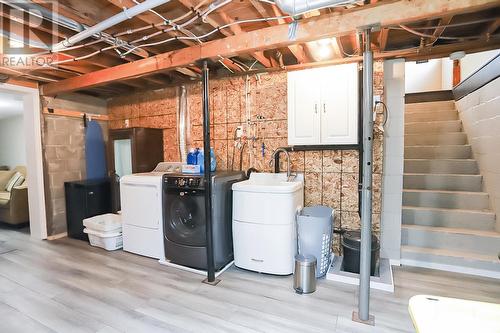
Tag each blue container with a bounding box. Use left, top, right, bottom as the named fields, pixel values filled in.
left=196, top=148, right=217, bottom=173
left=187, top=148, right=198, bottom=165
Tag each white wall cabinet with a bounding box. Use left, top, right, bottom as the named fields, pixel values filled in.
left=287, top=63, right=359, bottom=145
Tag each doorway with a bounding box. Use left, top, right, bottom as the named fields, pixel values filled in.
left=0, top=83, right=47, bottom=239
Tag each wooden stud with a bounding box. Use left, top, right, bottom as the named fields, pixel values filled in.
left=42, top=107, right=109, bottom=121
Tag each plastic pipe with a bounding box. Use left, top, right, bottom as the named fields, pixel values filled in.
left=51, top=0, right=171, bottom=52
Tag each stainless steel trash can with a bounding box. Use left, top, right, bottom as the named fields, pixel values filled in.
left=293, top=254, right=317, bottom=294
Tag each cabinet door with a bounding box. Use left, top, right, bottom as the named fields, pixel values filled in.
left=287, top=69, right=321, bottom=145
left=320, top=63, right=359, bottom=144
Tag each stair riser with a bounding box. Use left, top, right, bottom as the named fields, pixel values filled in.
left=405, top=111, right=458, bottom=123
left=401, top=249, right=500, bottom=274
left=405, top=101, right=456, bottom=112
left=405, top=121, right=462, bottom=134
left=402, top=227, right=500, bottom=255
left=404, top=146, right=472, bottom=159
left=403, top=191, right=490, bottom=210
left=404, top=160, right=478, bottom=174
left=402, top=208, right=495, bottom=230
left=403, top=174, right=482, bottom=192
left=405, top=134, right=467, bottom=146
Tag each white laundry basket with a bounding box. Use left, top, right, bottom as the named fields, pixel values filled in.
left=83, top=213, right=122, bottom=251
left=297, top=206, right=334, bottom=277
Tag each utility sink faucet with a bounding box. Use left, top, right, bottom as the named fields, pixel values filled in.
left=269, top=147, right=295, bottom=181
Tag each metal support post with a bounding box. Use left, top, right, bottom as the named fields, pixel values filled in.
left=201, top=61, right=219, bottom=285
left=353, top=28, right=375, bottom=325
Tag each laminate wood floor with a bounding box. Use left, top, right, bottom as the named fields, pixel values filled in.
left=0, top=226, right=499, bottom=333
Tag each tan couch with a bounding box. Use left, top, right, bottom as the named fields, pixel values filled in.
left=0, top=166, right=29, bottom=225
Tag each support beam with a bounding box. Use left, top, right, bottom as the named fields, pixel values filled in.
left=41, top=0, right=500, bottom=95
left=354, top=27, right=374, bottom=326
left=201, top=60, right=218, bottom=286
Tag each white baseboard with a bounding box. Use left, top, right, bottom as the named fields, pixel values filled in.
left=401, top=259, right=500, bottom=279
left=46, top=232, right=67, bottom=241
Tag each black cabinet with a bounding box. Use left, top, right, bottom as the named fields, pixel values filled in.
left=108, top=127, right=164, bottom=211
left=64, top=178, right=112, bottom=240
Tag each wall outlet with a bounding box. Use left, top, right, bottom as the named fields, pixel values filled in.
left=235, top=126, right=244, bottom=138
left=374, top=95, right=381, bottom=104
left=124, top=119, right=130, bottom=127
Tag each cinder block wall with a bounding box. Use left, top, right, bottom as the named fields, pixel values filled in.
left=456, top=77, right=500, bottom=231
left=41, top=94, right=107, bottom=236
left=108, top=64, right=386, bottom=254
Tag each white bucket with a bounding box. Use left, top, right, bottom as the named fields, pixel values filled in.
left=84, top=228, right=123, bottom=251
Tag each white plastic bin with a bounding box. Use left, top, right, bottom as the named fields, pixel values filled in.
left=84, top=228, right=123, bottom=251
left=83, top=213, right=122, bottom=232
left=83, top=213, right=123, bottom=251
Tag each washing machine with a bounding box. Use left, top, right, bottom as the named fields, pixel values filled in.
left=120, top=162, right=181, bottom=259
left=162, top=171, right=245, bottom=270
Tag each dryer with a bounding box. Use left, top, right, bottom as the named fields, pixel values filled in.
left=120, top=162, right=181, bottom=259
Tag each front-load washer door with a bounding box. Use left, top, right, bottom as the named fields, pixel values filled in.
left=121, top=183, right=160, bottom=229
left=165, top=189, right=206, bottom=247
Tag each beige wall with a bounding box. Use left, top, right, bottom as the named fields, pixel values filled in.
left=460, top=49, right=500, bottom=81
left=405, top=58, right=453, bottom=93
left=41, top=93, right=107, bottom=236
left=456, top=77, right=500, bottom=231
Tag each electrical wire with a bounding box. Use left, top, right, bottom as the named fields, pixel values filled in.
left=398, top=25, right=472, bottom=41
left=388, top=17, right=498, bottom=31
left=119, top=16, right=290, bottom=57
left=375, top=101, right=388, bottom=127
left=50, top=0, right=232, bottom=65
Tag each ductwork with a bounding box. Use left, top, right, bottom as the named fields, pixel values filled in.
left=51, top=0, right=172, bottom=52
left=0, top=0, right=147, bottom=57
left=275, top=0, right=357, bottom=16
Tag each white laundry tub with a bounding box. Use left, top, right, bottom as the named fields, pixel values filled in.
left=232, top=172, right=304, bottom=275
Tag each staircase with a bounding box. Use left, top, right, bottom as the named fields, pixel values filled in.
left=400, top=98, right=500, bottom=279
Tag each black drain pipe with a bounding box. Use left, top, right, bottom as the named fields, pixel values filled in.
left=202, top=61, right=217, bottom=285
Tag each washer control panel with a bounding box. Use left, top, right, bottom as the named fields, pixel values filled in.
left=164, top=175, right=204, bottom=190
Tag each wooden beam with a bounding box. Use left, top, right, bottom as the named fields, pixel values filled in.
left=331, top=37, right=344, bottom=58
left=43, top=107, right=109, bottom=121
left=484, top=18, right=500, bottom=37
left=378, top=28, right=389, bottom=51
left=427, top=15, right=454, bottom=46
left=41, top=0, right=500, bottom=95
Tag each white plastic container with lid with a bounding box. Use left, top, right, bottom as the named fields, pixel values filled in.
left=84, top=228, right=123, bottom=251
left=83, top=213, right=122, bottom=233
left=83, top=213, right=123, bottom=251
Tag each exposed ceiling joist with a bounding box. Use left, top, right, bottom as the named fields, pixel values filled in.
left=378, top=28, right=389, bottom=51
left=484, top=18, right=500, bottom=37
left=427, top=15, right=454, bottom=46
left=41, top=0, right=500, bottom=96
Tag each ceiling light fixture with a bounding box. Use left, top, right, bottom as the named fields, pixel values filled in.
left=449, top=51, right=466, bottom=61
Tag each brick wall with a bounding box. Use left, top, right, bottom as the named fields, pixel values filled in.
left=108, top=64, right=385, bottom=251
left=457, top=77, right=500, bottom=231
left=42, top=94, right=107, bottom=236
